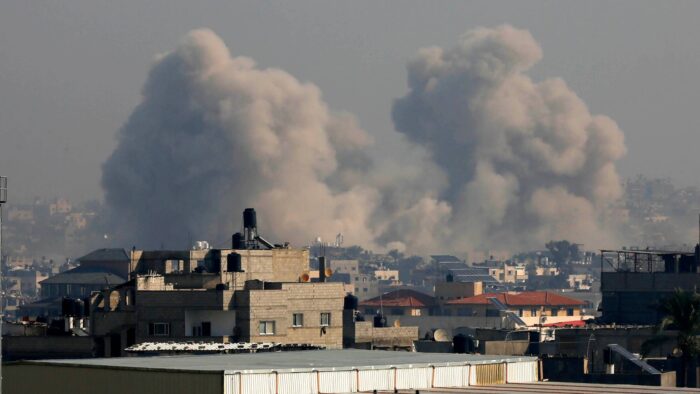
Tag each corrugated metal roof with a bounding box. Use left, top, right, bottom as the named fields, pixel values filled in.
left=419, top=382, right=700, bottom=393
left=431, top=255, right=463, bottom=263
left=20, top=349, right=536, bottom=373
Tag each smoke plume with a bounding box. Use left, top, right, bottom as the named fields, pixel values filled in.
left=103, top=26, right=627, bottom=254
left=392, top=25, right=627, bottom=252
left=102, top=29, right=380, bottom=248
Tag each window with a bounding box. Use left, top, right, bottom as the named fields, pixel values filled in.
left=192, top=326, right=202, bottom=336
left=391, top=308, right=405, bottom=316
left=148, top=322, right=170, bottom=337
left=550, top=308, right=558, bottom=316
left=531, top=308, right=537, bottom=317
left=486, top=309, right=500, bottom=317
left=518, top=309, right=524, bottom=317
left=567, top=308, right=574, bottom=316
left=411, top=308, right=421, bottom=316
left=259, top=321, right=275, bottom=335
left=292, top=313, right=304, bottom=327
left=320, top=312, right=331, bottom=327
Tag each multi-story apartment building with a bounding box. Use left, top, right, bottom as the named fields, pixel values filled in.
left=89, top=209, right=349, bottom=356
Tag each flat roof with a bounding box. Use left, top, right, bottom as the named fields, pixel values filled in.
left=21, top=349, right=536, bottom=373
left=420, top=382, right=700, bottom=393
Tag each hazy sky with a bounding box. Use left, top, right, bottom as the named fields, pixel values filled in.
left=1, top=1, right=699, bottom=203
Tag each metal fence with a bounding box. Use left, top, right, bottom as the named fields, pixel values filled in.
left=223, top=359, right=538, bottom=394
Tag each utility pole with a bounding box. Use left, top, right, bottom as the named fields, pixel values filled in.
left=0, top=175, right=6, bottom=392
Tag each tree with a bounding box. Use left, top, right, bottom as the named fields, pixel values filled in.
left=545, top=240, right=581, bottom=266
left=642, top=289, right=700, bottom=387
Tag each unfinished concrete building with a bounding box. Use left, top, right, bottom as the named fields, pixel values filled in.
left=600, top=248, right=700, bottom=324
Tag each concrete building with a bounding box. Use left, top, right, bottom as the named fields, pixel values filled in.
left=4, top=268, right=48, bottom=297
left=434, top=280, right=483, bottom=304
left=359, top=288, right=436, bottom=317
left=5, top=349, right=539, bottom=394
left=490, top=265, right=528, bottom=283
left=76, top=248, right=130, bottom=278
left=444, top=291, right=590, bottom=326
left=85, top=209, right=396, bottom=356
left=374, top=269, right=399, bottom=281
left=40, top=267, right=126, bottom=299
left=600, top=248, right=700, bottom=324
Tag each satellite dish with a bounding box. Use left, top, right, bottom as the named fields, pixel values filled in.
left=301, top=272, right=310, bottom=282
left=324, top=268, right=333, bottom=277
left=434, top=328, right=450, bottom=342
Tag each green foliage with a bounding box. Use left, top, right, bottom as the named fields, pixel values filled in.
left=641, top=289, right=700, bottom=386
left=545, top=240, right=581, bottom=266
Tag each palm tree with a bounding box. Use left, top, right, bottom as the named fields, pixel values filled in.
left=642, top=289, right=700, bottom=387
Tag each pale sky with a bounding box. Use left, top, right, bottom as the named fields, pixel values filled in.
left=1, top=1, right=699, bottom=202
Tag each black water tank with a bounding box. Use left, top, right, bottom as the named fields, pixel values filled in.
left=74, top=299, right=85, bottom=318
left=227, top=253, right=243, bottom=272
left=61, top=297, right=74, bottom=317
left=373, top=313, right=387, bottom=328
left=344, top=293, right=358, bottom=310
left=232, top=232, right=244, bottom=249
left=243, top=208, right=257, bottom=229
left=453, top=334, right=468, bottom=353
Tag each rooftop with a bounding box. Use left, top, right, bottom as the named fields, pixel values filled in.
left=431, top=255, right=463, bottom=263
left=446, top=291, right=587, bottom=307
left=77, top=248, right=129, bottom=263
left=39, top=266, right=127, bottom=285
left=417, top=382, right=700, bottom=393
left=360, top=289, right=436, bottom=308
left=19, top=349, right=535, bottom=373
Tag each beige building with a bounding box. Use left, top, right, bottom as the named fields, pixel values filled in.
left=434, top=281, right=483, bottom=304
left=374, top=269, right=399, bottom=282
left=535, top=266, right=560, bottom=276
left=444, top=291, right=590, bottom=326
left=487, top=264, right=528, bottom=283
left=89, top=209, right=349, bottom=355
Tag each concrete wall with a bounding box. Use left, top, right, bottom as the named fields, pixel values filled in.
left=4, top=364, right=222, bottom=394
left=479, top=340, right=529, bottom=355
left=382, top=315, right=506, bottom=338
left=3, top=337, right=98, bottom=361
left=353, top=321, right=418, bottom=348
left=434, top=281, right=482, bottom=303
left=236, top=282, right=345, bottom=348
left=602, top=272, right=700, bottom=292
left=185, top=310, right=237, bottom=336
left=555, top=327, right=675, bottom=372
left=130, top=248, right=309, bottom=287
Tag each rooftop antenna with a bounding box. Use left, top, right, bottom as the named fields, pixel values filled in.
left=0, top=175, right=7, bottom=386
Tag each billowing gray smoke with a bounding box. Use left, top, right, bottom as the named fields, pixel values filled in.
left=102, top=29, right=379, bottom=249
left=103, top=26, right=627, bottom=254
left=392, top=25, right=627, bottom=252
